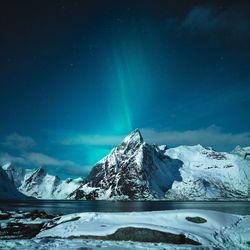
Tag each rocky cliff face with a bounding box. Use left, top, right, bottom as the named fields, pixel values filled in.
left=68, top=129, right=183, bottom=200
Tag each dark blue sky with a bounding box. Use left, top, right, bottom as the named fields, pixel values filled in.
left=0, top=0, right=250, bottom=178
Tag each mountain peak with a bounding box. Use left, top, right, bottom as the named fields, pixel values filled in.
left=1, top=162, right=12, bottom=170
left=32, top=167, right=46, bottom=177
left=122, top=129, right=144, bottom=145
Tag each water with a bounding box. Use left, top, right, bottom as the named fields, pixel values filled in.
left=0, top=200, right=249, bottom=215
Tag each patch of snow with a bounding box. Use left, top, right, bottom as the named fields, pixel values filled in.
left=37, top=209, right=250, bottom=249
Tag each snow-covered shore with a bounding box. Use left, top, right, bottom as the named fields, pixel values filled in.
left=36, top=209, right=250, bottom=249
left=1, top=209, right=249, bottom=249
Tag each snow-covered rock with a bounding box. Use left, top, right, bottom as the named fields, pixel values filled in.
left=36, top=209, right=250, bottom=249
left=164, top=145, right=250, bottom=200
left=1, top=164, right=84, bottom=200
left=68, top=129, right=182, bottom=200
left=0, top=167, right=28, bottom=200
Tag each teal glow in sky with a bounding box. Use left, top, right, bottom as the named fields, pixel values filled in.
left=0, top=0, right=250, bottom=178
left=107, top=31, right=153, bottom=133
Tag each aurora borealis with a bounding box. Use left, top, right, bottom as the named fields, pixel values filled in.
left=0, top=0, right=250, bottom=178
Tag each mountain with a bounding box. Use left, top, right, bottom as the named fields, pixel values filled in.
left=164, top=145, right=250, bottom=200
left=2, top=130, right=249, bottom=200
left=0, top=163, right=28, bottom=200
left=68, top=129, right=250, bottom=201
left=68, top=129, right=183, bottom=200
left=2, top=163, right=83, bottom=199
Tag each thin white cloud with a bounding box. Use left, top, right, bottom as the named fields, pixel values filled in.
left=141, top=126, right=250, bottom=149
left=54, top=126, right=250, bottom=150
left=24, top=152, right=78, bottom=167
left=0, top=151, right=90, bottom=178
left=58, top=134, right=124, bottom=147
left=0, top=151, right=79, bottom=168
left=0, top=152, right=26, bottom=165
left=1, top=133, right=36, bottom=151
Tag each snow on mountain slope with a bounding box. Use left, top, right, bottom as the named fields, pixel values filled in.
left=164, top=145, right=250, bottom=200
left=52, top=177, right=84, bottom=199
left=1, top=164, right=84, bottom=200
left=0, top=166, right=28, bottom=200
left=232, top=145, right=250, bottom=157
left=68, top=129, right=183, bottom=200
left=19, top=167, right=84, bottom=199
left=19, top=167, right=61, bottom=199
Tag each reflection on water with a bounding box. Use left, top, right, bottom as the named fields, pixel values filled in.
left=0, top=200, right=249, bottom=215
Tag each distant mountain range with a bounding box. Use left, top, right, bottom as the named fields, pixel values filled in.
left=1, top=129, right=249, bottom=200
left=2, top=162, right=83, bottom=199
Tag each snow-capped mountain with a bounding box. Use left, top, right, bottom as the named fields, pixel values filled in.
left=164, top=145, right=250, bottom=200
left=69, top=129, right=250, bottom=201
left=1, top=129, right=249, bottom=200
left=0, top=164, right=28, bottom=200
left=2, top=164, right=83, bottom=199
left=68, top=129, right=183, bottom=200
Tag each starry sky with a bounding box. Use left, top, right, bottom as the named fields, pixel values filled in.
left=0, top=0, right=250, bottom=178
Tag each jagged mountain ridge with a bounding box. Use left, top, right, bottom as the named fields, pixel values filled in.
left=2, top=163, right=83, bottom=199
left=68, top=130, right=250, bottom=200
left=164, top=145, right=250, bottom=200
left=68, top=129, right=183, bottom=200
left=1, top=129, right=249, bottom=200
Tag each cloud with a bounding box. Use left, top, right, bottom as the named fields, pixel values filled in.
left=141, top=126, right=250, bottom=150
left=0, top=152, right=26, bottom=165
left=0, top=151, right=90, bottom=177
left=168, top=4, right=250, bottom=38
left=58, top=165, right=92, bottom=177
left=57, top=134, right=124, bottom=147
left=23, top=152, right=78, bottom=167
left=54, top=126, right=250, bottom=151
left=1, top=127, right=249, bottom=177
left=24, top=153, right=90, bottom=177
left=0, top=151, right=79, bottom=168
left=1, top=133, right=36, bottom=151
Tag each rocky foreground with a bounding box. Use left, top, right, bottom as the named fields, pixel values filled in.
left=0, top=208, right=249, bottom=249
left=0, top=208, right=57, bottom=239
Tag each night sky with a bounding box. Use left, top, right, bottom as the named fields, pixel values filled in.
left=1, top=0, right=250, bottom=178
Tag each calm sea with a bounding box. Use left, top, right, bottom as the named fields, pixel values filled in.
left=0, top=200, right=249, bottom=215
